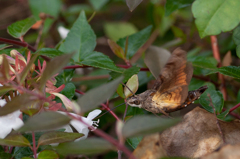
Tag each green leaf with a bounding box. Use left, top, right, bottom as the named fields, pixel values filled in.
left=0, top=94, right=36, bottom=116
left=39, top=53, right=74, bottom=89
left=76, top=51, right=121, bottom=72
left=110, top=66, right=140, bottom=83
left=217, top=66, right=240, bottom=79
left=233, top=25, right=240, bottom=45
left=127, top=136, right=143, bottom=149
left=108, top=39, right=125, bottom=60
left=38, top=131, right=83, bottom=146
left=18, top=112, right=71, bottom=132
left=217, top=109, right=229, bottom=120
left=38, top=48, right=64, bottom=58
left=61, top=83, right=76, bottom=100
left=126, top=0, right=143, bottom=12
left=0, top=152, right=12, bottom=159
left=0, top=85, right=16, bottom=96
left=117, top=26, right=152, bottom=58
left=0, top=134, right=30, bottom=147
left=55, top=138, right=115, bottom=155
left=89, top=0, right=109, bottom=10
left=199, top=90, right=224, bottom=114
left=104, top=22, right=138, bottom=42
left=192, top=0, right=240, bottom=38
left=0, top=44, right=12, bottom=51
left=77, top=76, right=123, bottom=113
left=117, top=84, right=125, bottom=98
left=38, top=150, right=59, bottom=159
left=189, top=56, right=218, bottom=74
left=237, top=90, right=240, bottom=104
left=124, top=74, right=139, bottom=98
left=122, top=115, right=180, bottom=138
left=59, top=11, right=96, bottom=62
left=236, top=45, right=240, bottom=59
left=165, top=0, right=194, bottom=16
left=7, top=17, right=36, bottom=39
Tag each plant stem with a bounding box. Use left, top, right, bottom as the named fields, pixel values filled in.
left=32, top=131, right=37, bottom=158
left=229, top=103, right=240, bottom=113
left=75, top=89, right=120, bottom=121
left=210, top=35, right=227, bottom=100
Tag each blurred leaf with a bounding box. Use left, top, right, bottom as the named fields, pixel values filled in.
left=237, top=90, right=240, bottom=103
left=127, top=136, right=143, bottom=149
left=18, top=112, right=71, bottom=132
left=117, top=84, right=125, bottom=98
left=0, top=134, right=30, bottom=147
left=124, top=74, right=139, bottom=98
left=117, top=26, right=152, bottom=58
left=0, top=44, right=12, bottom=51
left=108, top=39, right=125, bottom=59
left=38, top=150, right=59, bottom=159
left=55, top=138, right=114, bottom=155
left=171, top=26, right=187, bottom=41
left=77, top=76, right=123, bottom=113
left=0, top=85, right=16, bottom=96
left=217, top=109, right=229, bottom=121
left=61, top=83, right=76, bottom=100
left=144, top=46, right=171, bottom=79
left=19, top=53, right=38, bottom=84
left=233, top=24, right=240, bottom=45
left=89, top=0, right=109, bottom=10
left=38, top=48, right=64, bottom=58
left=13, top=147, right=33, bottom=159
left=0, top=152, right=12, bottom=159
left=217, top=66, right=240, bottom=79
left=59, top=11, right=96, bottom=62
left=7, top=17, right=36, bottom=39
left=110, top=66, right=140, bottom=83
left=199, top=90, right=224, bottom=114
left=126, top=0, right=143, bottom=12
left=76, top=51, right=121, bottom=72
left=0, top=94, right=36, bottom=116
left=1, top=55, right=10, bottom=80
left=29, top=0, right=61, bottom=32
left=236, top=45, right=240, bottom=59
left=165, top=0, right=194, bottom=16
left=38, top=131, right=83, bottom=146
left=192, top=0, right=240, bottom=38
left=122, top=115, right=180, bottom=138
left=104, top=22, right=138, bottom=42
left=39, top=53, right=74, bottom=89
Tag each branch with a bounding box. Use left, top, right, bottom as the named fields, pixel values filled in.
left=229, top=103, right=240, bottom=113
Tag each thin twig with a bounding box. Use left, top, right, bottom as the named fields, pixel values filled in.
left=32, top=131, right=37, bottom=158
left=208, top=94, right=226, bottom=144
left=72, top=75, right=110, bottom=82
left=229, top=103, right=240, bottom=113
left=130, top=29, right=159, bottom=63
left=210, top=36, right=227, bottom=100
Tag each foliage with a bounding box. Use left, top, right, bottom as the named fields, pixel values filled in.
left=0, top=0, right=239, bottom=158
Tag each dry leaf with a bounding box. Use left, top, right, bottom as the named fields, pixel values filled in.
left=161, top=107, right=240, bottom=158
left=202, top=144, right=240, bottom=159
left=133, top=133, right=167, bottom=159
left=222, top=51, right=232, bottom=66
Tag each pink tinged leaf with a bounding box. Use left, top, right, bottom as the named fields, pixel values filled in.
left=52, top=84, right=65, bottom=93
left=1, top=55, right=10, bottom=81
left=124, top=74, right=139, bottom=98
left=108, top=39, right=126, bottom=60
left=0, top=55, right=15, bottom=65
left=126, top=0, right=143, bottom=12
left=38, top=59, right=42, bottom=72
left=51, top=93, right=76, bottom=112
left=10, top=50, right=26, bottom=64
left=48, top=103, right=62, bottom=111
left=26, top=51, right=31, bottom=63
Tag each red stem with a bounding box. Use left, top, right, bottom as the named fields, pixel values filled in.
left=229, top=103, right=240, bottom=113
left=32, top=131, right=37, bottom=158
left=75, top=89, right=120, bottom=121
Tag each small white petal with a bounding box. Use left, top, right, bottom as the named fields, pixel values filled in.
left=0, top=99, right=6, bottom=107
left=58, top=26, right=69, bottom=39
left=87, top=109, right=102, bottom=120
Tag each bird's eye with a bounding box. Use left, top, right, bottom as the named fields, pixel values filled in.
left=133, top=100, right=140, bottom=105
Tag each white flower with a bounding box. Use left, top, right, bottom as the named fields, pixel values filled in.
left=58, top=26, right=69, bottom=39
left=59, top=109, right=101, bottom=141
left=0, top=98, right=23, bottom=139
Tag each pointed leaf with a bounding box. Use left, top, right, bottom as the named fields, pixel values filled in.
left=39, top=53, right=74, bottom=88
left=59, top=11, right=96, bottom=62
left=0, top=44, right=12, bottom=51
left=110, top=66, right=140, bottom=83
left=233, top=25, right=240, bottom=45
left=55, top=138, right=115, bottom=155
left=199, top=90, right=224, bottom=114
left=117, top=84, right=125, bottom=98
left=117, top=26, right=152, bottom=58
left=89, top=0, right=109, bottom=10
left=127, top=136, right=143, bottom=149
left=18, top=112, right=71, bottom=132
left=192, top=0, right=240, bottom=38
left=38, top=131, right=83, bottom=146
left=2, top=55, right=10, bottom=80
left=122, top=115, right=180, bottom=138
left=108, top=39, right=125, bottom=59
left=144, top=46, right=171, bottom=79
left=0, top=134, right=30, bottom=147
left=217, top=66, right=240, bottom=79
left=7, top=17, right=36, bottom=38
left=19, top=53, right=38, bottom=84
left=0, top=85, right=16, bottom=96
left=165, top=0, right=194, bottom=16
left=124, top=74, right=139, bottom=98
left=126, top=0, right=143, bottom=11
left=38, top=150, right=59, bottom=159
left=38, top=48, right=64, bottom=58
left=77, top=76, right=123, bottom=113
left=0, top=94, right=36, bottom=116
left=76, top=51, right=122, bottom=72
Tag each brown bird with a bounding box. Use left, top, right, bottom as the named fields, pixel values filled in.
left=127, top=48, right=208, bottom=115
